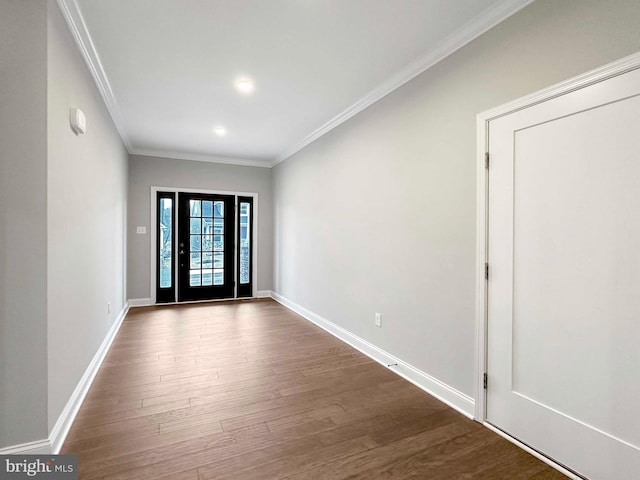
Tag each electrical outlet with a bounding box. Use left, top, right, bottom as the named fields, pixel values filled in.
left=375, top=313, right=382, bottom=327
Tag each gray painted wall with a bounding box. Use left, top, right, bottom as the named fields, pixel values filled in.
left=127, top=155, right=273, bottom=300
left=47, top=0, right=128, bottom=431
left=0, top=0, right=49, bottom=448
left=273, top=0, right=640, bottom=399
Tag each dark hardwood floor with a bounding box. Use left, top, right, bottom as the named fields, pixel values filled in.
left=61, top=299, right=567, bottom=479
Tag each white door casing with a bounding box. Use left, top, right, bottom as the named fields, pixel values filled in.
left=477, top=53, right=640, bottom=479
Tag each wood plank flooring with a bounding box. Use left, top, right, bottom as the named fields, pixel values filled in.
left=61, top=299, right=567, bottom=479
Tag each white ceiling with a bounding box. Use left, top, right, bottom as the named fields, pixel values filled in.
left=61, top=0, right=532, bottom=167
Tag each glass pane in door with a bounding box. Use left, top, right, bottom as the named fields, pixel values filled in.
left=239, top=202, right=250, bottom=284
left=159, top=197, right=173, bottom=288
left=157, top=192, right=176, bottom=303
left=237, top=196, right=253, bottom=298
left=188, top=195, right=227, bottom=288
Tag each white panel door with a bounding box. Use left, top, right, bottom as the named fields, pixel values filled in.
left=487, top=67, right=640, bottom=479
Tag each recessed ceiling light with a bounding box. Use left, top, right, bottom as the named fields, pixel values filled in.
left=213, top=126, right=226, bottom=136
left=235, top=78, right=255, bottom=94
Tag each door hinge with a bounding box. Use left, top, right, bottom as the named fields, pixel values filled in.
left=484, top=263, right=489, bottom=280
left=485, top=152, right=490, bottom=169
left=483, top=373, right=488, bottom=389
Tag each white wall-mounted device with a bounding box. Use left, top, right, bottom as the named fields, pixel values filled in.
left=69, top=107, right=86, bottom=135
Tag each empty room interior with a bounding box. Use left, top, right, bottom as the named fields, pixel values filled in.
left=1, top=0, right=640, bottom=478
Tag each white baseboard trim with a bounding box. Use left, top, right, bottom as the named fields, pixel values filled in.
left=0, top=304, right=129, bottom=455
left=0, top=439, right=51, bottom=455
left=48, top=302, right=130, bottom=454
left=270, top=292, right=475, bottom=418
left=128, top=293, right=272, bottom=305
left=0, top=303, right=130, bottom=455
left=127, top=298, right=153, bottom=307
left=484, top=423, right=582, bottom=480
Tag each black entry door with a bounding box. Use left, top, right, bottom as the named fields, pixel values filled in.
left=178, top=193, right=235, bottom=301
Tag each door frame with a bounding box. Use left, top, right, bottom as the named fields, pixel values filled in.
left=474, top=52, right=640, bottom=476
left=149, top=186, right=259, bottom=304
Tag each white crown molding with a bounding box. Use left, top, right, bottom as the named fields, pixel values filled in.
left=56, top=0, right=269, bottom=168
left=56, top=0, right=133, bottom=151
left=58, top=0, right=534, bottom=169
left=129, top=148, right=272, bottom=168
left=272, top=0, right=536, bottom=167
